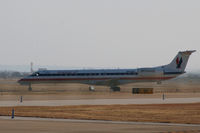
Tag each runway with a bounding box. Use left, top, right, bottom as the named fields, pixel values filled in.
left=0, top=116, right=200, bottom=127
left=0, top=116, right=200, bottom=133
left=0, top=97, right=200, bottom=106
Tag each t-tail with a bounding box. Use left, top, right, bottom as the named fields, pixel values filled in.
left=163, top=50, right=196, bottom=73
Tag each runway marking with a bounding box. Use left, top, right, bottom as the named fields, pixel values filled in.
left=0, top=116, right=199, bottom=127
left=0, top=98, right=200, bottom=107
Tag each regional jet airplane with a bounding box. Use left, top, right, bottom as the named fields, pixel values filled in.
left=19, top=50, right=196, bottom=91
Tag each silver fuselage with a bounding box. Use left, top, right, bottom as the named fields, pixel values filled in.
left=18, top=67, right=183, bottom=86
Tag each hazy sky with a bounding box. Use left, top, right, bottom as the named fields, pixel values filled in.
left=0, top=0, right=199, bottom=71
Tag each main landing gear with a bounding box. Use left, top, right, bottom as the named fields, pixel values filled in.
left=89, top=86, right=95, bottom=91
left=28, top=84, right=32, bottom=91
left=110, top=86, right=121, bottom=92
left=157, top=81, right=162, bottom=85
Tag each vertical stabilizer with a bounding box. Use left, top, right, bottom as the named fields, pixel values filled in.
left=165, top=50, right=196, bottom=72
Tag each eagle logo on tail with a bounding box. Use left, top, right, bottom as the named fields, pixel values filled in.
left=176, top=57, right=183, bottom=68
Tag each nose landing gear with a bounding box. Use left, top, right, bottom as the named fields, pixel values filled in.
left=28, top=84, right=32, bottom=91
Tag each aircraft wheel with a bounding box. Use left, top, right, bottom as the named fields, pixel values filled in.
left=89, top=86, right=95, bottom=91
left=110, top=86, right=120, bottom=92
left=28, top=84, right=32, bottom=91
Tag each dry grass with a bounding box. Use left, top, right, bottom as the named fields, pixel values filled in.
left=0, top=103, right=200, bottom=124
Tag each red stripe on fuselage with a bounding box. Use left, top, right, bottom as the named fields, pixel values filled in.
left=20, top=76, right=175, bottom=82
